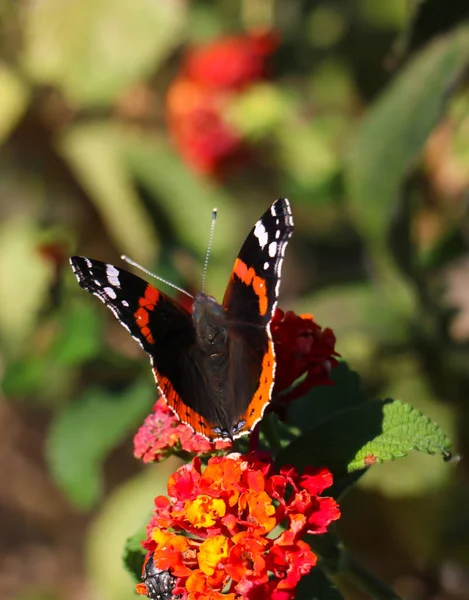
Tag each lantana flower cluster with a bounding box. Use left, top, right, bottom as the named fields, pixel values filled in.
left=166, top=31, right=279, bottom=176
left=136, top=453, right=340, bottom=600
left=134, top=398, right=232, bottom=463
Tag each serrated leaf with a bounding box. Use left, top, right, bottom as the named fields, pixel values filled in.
left=123, top=521, right=148, bottom=582
left=23, top=0, right=186, bottom=105
left=347, top=26, right=469, bottom=241
left=47, top=383, right=152, bottom=509
left=350, top=398, right=452, bottom=470
left=277, top=399, right=452, bottom=482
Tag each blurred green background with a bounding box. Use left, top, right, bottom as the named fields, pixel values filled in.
left=1, top=0, right=469, bottom=599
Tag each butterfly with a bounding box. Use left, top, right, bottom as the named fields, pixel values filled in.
left=69, top=198, right=294, bottom=441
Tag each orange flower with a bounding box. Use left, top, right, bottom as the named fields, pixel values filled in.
left=239, top=490, right=276, bottom=534
left=137, top=453, right=340, bottom=599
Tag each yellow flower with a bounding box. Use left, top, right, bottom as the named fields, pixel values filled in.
left=198, top=535, right=229, bottom=576
left=185, top=495, right=226, bottom=528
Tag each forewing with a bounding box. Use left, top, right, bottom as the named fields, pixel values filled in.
left=223, top=197, right=294, bottom=326
left=70, top=256, right=220, bottom=438
left=69, top=256, right=192, bottom=353
left=222, top=198, right=294, bottom=435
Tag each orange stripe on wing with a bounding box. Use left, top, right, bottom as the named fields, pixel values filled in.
left=152, top=367, right=218, bottom=440
left=233, top=258, right=268, bottom=316
left=235, top=336, right=275, bottom=437
left=134, top=284, right=159, bottom=344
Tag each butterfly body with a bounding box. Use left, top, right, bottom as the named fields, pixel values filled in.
left=70, top=198, right=294, bottom=440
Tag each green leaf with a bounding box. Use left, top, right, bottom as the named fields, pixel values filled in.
left=0, top=63, right=29, bottom=144
left=122, top=134, right=242, bottom=298
left=22, top=0, right=186, bottom=105
left=398, top=0, right=469, bottom=58
left=296, top=566, right=344, bottom=600
left=288, top=362, right=367, bottom=432
left=53, top=302, right=102, bottom=366
left=278, top=398, right=452, bottom=480
left=60, top=123, right=158, bottom=265
left=0, top=218, right=53, bottom=355
left=123, top=521, right=148, bottom=582
left=350, top=399, right=452, bottom=468
left=346, top=26, right=469, bottom=242
left=47, top=383, right=152, bottom=509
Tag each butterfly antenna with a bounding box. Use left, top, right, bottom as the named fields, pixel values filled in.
left=121, top=255, right=193, bottom=299
left=201, top=208, right=217, bottom=293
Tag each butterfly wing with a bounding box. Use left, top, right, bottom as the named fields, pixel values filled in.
left=222, top=198, right=294, bottom=436
left=69, top=256, right=220, bottom=438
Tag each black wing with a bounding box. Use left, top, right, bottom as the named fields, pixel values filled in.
left=221, top=198, right=294, bottom=434
left=69, top=256, right=228, bottom=438
left=223, top=197, right=294, bottom=326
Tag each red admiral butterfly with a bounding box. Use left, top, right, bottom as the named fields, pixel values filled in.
left=70, top=198, right=294, bottom=441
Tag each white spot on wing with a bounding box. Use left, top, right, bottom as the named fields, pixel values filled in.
left=104, top=286, right=117, bottom=299
left=122, top=300, right=129, bottom=307
left=84, top=257, right=92, bottom=269
left=106, top=264, right=120, bottom=288
left=254, top=220, right=268, bottom=249
left=268, top=241, right=277, bottom=257
left=271, top=203, right=277, bottom=216
left=263, top=261, right=269, bottom=270
left=275, top=230, right=280, bottom=239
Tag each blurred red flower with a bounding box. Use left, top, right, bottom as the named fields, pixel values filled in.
left=136, top=453, right=340, bottom=599
left=166, top=31, right=279, bottom=176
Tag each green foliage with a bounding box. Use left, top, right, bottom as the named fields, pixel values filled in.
left=296, top=567, right=344, bottom=600
left=278, top=361, right=452, bottom=494
left=1, top=2, right=468, bottom=598
left=0, top=218, right=53, bottom=354
left=61, top=124, right=159, bottom=265
left=53, top=302, right=102, bottom=366
left=0, top=63, right=29, bottom=144
left=47, top=383, right=152, bottom=508
left=22, top=0, right=186, bottom=105
left=123, top=521, right=148, bottom=582
left=347, top=26, right=469, bottom=242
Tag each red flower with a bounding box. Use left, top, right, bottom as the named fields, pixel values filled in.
left=184, top=32, right=279, bottom=91
left=136, top=453, right=340, bottom=599
left=166, top=31, right=279, bottom=176
left=271, top=308, right=340, bottom=405
left=133, top=398, right=230, bottom=463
